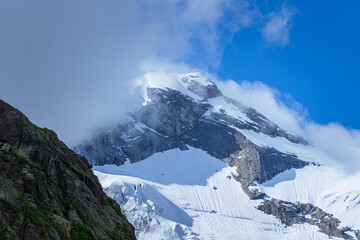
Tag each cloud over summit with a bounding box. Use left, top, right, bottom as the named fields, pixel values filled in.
left=0, top=1, right=297, bottom=145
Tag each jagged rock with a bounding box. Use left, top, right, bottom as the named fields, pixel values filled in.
left=224, top=133, right=308, bottom=184
left=180, top=74, right=222, bottom=99
left=71, top=74, right=360, bottom=240
left=241, top=185, right=267, bottom=200
left=222, top=97, right=309, bottom=145
left=0, top=143, right=11, bottom=152
left=135, top=88, right=212, bottom=137
left=257, top=198, right=356, bottom=239
left=354, top=230, right=360, bottom=240
left=0, top=100, right=135, bottom=240
left=75, top=87, right=308, bottom=184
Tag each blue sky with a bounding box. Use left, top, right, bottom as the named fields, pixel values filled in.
left=0, top=0, right=359, bottom=144
left=217, top=0, right=360, bottom=128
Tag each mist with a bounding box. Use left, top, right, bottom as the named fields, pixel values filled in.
left=0, top=0, right=259, bottom=145
left=1, top=0, right=359, bottom=168
left=216, top=79, right=360, bottom=173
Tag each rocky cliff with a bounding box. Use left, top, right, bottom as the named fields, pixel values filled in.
left=0, top=100, right=135, bottom=240
left=74, top=73, right=360, bottom=239
left=75, top=85, right=308, bottom=185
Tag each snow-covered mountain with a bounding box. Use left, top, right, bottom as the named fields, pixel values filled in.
left=75, top=72, right=360, bottom=240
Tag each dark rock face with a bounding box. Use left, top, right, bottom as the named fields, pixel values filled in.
left=224, top=133, right=308, bottom=184
left=240, top=184, right=267, bottom=200
left=134, top=88, right=212, bottom=137
left=220, top=97, right=309, bottom=145
left=258, top=198, right=358, bottom=240
left=72, top=77, right=358, bottom=240
left=355, top=231, right=360, bottom=240
left=75, top=87, right=308, bottom=185
left=0, top=100, right=135, bottom=240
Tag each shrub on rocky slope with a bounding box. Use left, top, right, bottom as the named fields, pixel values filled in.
left=0, top=100, right=135, bottom=240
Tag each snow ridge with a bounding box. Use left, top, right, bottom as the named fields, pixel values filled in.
left=77, top=72, right=360, bottom=239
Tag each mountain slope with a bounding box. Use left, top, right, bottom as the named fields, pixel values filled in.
left=0, top=100, right=135, bottom=240
left=75, top=72, right=360, bottom=240
left=93, top=148, right=333, bottom=240
left=75, top=73, right=308, bottom=185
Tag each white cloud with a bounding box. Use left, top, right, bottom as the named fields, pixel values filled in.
left=217, top=78, right=360, bottom=172
left=304, top=122, right=360, bottom=172
left=262, top=3, right=297, bottom=46
left=217, top=80, right=306, bottom=134
left=1, top=0, right=358, bottom=173
left=0, top=1, right=298, bottom=145
left=0, top=0, right=256, bottom=145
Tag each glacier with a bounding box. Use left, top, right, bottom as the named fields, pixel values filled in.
left=94, top=147, right=346, bottom=240
left=75, top=72, right=360, bottom=239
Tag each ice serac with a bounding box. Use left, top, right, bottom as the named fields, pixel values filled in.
left=0, top=100, right=135, bottom=240
left=74, top=72, right=360, bottom=240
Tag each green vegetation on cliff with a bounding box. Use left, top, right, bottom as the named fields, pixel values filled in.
left=0, top=100, right=135, bottom=240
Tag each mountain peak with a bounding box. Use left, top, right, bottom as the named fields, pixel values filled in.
left=71, top=71, right=360, bottom=239
left=135, top=72, right=222, bottom=103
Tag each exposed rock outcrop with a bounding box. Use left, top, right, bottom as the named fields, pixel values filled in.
left=0, top=100, right=135, bottom=240
left=224, top=132, right=308, bottom=184
left=180, top=74, right=222, bottom=99
left=75, top=87, right=308, bottom=185
left=257, top=198, right=359, bottom=240
left=73, top=75, right=358, bottom=240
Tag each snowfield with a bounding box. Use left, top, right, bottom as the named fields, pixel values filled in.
left=87, top=72, right=360, bottom=239
left=93, top=147, right=345, bottom=240
left=241, top=129, right=360, bottom=230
